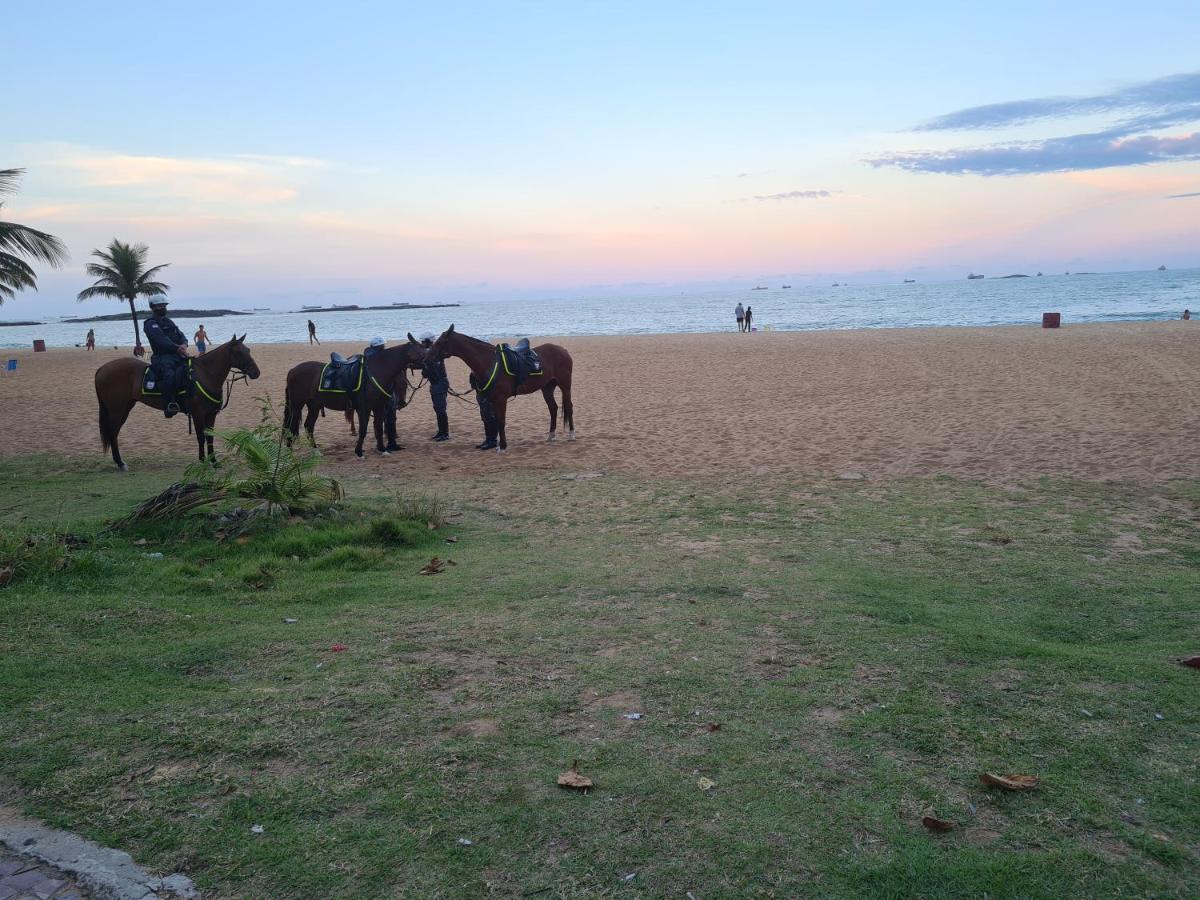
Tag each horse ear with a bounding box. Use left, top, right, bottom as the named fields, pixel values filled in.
left=407, top=332, right=416, bottom=343
left=239, top=334, right=246, bottom=343
left=447, top=323, right=455, bottom=334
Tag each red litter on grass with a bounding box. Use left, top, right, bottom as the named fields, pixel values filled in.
left=331, top=643, right=349, bottom=652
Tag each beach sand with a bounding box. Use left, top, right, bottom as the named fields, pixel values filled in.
left=1, top=323, right=1196, bottom=481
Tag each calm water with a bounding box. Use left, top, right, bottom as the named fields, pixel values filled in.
left=2, top=268, right=1197, bottom=350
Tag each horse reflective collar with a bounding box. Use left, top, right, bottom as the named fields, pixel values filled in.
left=476, top=343, right=543, bottom=394
left=190, top=359, right=222, bottom=404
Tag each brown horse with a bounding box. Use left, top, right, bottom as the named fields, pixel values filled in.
left=425, top=325, right=574, bottom=453
left=284, top=340, right=426, bottom=457
left=94, top=335, right=261, bottom=471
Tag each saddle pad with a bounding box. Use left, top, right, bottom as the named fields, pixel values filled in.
left=320, top=358, right=364, bottom=393
left=141, top=361, right=193, bottom=396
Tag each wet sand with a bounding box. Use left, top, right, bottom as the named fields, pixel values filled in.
left=1, top=323, right=1197, bottom=481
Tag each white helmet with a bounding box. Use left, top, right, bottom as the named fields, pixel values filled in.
left=418, top=330, right=436, bottom=342
left=369, top=336, right=385, bottom=348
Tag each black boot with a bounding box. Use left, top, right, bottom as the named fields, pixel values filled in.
left=433, top=433, right=450, bottom=442
left=476, top=438, right=497, bottom=450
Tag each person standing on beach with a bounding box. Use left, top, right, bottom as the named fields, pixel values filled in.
left=363, top=336, right=401, bottom=452
left=744, top=306, right=753, bottom=332
left=85, top=328, right=95, bottom=351
left=418, top=331, right=451, bottom=441
left=308, top=319, right=320, bottom=344
left=735, top=302, right=745, bottom=332
left=194, top=324, right=209, bottom=355
left=1183, top=309, right=1191, bottom=320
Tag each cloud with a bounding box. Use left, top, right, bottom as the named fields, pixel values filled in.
left=1167, top=190, right=1200, bottom=198
left=870, top=71, right=1200, bottom=176
left=916, top=72, right=1200, bottom=132
left=752, top=190, right=835, bottom=201
left=46, top=147, right=322, bottom=205
left=870, top=129, right=1200, bottom=176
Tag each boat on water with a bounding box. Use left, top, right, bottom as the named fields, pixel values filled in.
left=967, top=273, right=984, bottom=280
left=252, top=307, right=270, bottom=311
left=781, top=285, right=791, bottom=289
left=903, top=279, right=915, bottom=283
left=1158, top=265, right=1167, bottom=271
left=752, top=285, right=768, bottom=291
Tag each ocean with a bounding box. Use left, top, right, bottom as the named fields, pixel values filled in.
left=2, top=268, right=1197, bottom=350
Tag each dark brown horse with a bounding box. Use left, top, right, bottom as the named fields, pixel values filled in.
left=94, top=335, right=261, bottom=471
left=284, top=340, right=426, bottom=457
left=425, top=325, right=574, bottom=453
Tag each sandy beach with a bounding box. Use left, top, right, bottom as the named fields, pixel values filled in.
left=1, top=322, right=1196, bottom=481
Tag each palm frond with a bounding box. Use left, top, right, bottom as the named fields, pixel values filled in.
left=0, top=221, right=69, bottom=266
left=76, top=284, right=126, bottom=301
left=0, top=169, right=23, bottom=196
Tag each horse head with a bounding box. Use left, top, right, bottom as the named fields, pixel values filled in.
left=426, top=324, right=455, bottom=362
left=229, top=334, right=261, bottom=379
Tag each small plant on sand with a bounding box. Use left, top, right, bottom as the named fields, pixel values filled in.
left=121, top=397, right=343, bottom=525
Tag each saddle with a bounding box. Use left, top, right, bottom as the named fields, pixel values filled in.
left=320, top=355, right=365, bottom=393
left=498, top=340, right=542, bottom=383
left=142, top=359, right=195, bottom=402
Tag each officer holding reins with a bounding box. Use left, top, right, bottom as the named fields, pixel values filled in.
left=418, top=331, right=451, bottom=441
left=143, top=299, right=190, bottom=417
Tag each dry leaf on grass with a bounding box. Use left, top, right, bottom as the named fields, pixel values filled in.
left=330, top=643, right=349, bottom=652
left=980, top=773, right=1039, bottom=790
left=419, top=557, right=445, bottom=575
left=557, top=760, right=593, bottom=791
left=1178, top=655, right=1200, bottom=669
left=0, top=566, right=13, bottom=588
left=445, top=536, right=459, bottom=543
left=922, top=816, right=954, bottom=832
left=697, top=777, right=716, bottom=791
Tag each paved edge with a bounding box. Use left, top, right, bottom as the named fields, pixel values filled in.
left=0, top=806, right=197, bottom=900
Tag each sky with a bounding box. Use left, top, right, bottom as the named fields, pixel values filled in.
left=4, top=0, right=1200, bottom=313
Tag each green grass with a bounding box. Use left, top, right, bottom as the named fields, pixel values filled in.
left=1, top=456, right=1198, bottom=898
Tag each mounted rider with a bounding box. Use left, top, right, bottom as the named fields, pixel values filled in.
left=418, top=331, right=451, bottom=441
left=143, top=299, right=190, bottom=417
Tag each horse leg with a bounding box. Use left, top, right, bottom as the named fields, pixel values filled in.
left=205, top=411, right=217, bottom=461
left=374, top=405, right=388, bottom=455
left=194, top=409, right=207, bottom=462
left=302, top=402, right=321, bottom=445
left=562, top=382, right=576, bottom=440
left=347, top=408, right=356, bottom=435
left=100, top=398, right=134, bottom=471
left=542, top=382, right=559, bottom=441
left=354, top=401, right=369, bottom=459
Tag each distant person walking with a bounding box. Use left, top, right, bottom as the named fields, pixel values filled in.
left=308, top=319, right=320, bottom=344
left=194, top=324, right=209, bottom=355
left=735, top=302, right=745, bottom=332
left=744, top=306, right=753, bottom=331
left=85, top=328, right=95, bottom=351
left=1183, top=309, right=1191, bottom=320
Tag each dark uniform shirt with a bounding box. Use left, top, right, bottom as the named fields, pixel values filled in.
left=144, top=315, right=187, bottom=358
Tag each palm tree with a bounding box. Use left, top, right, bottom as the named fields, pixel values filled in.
left=0, top=168, right=69, bottom=302
left=77, top=240, right=170, bottom=354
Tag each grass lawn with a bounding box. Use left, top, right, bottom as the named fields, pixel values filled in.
left=1, top=454, right=1198, bottom=898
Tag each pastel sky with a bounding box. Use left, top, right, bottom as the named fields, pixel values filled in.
left=5, top=0, right=1200, bottom=312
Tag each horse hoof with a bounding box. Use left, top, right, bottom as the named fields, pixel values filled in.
left=379, top=450, right=390, bottom=457
left=496, top=447, right=507, bottom=455
left=117, top=464, right=129, bottom=473
left=547, top=433, right=556, bottom=442
left=568, top=430, right=577, bottom=441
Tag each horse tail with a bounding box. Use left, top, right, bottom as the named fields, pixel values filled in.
left=283, top=383, right=292, bottom=426
left=98, top=399, right=113, bottom=453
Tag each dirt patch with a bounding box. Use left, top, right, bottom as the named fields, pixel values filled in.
left=810, top=706, right=844, bottom=725
left=449, top=718, right=501, bottom=738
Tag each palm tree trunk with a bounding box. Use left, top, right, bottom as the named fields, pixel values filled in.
left=128, top=296, right=143, bottom=355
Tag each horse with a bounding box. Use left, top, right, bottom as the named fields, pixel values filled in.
left=425, top=325, right=574, bottom=453
left=94, top=335, right=261, bottom=471
left=283, top=340, right=426, bottom=457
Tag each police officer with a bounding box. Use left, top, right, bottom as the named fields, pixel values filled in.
left=143, top=299, right=189, bottom=417
left=363, top=336, right=401, bottom=452
left=417, top=331, right=451, bottom=441
left=470, top=372, right=498, bottom=450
